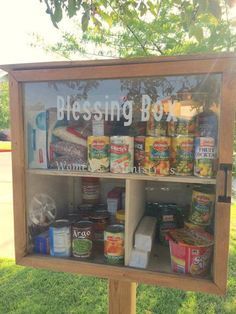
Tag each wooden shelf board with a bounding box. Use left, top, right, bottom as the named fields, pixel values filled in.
left=27, top=169, right=216, bottom=185
left=19, top=253, right=219, bottom=294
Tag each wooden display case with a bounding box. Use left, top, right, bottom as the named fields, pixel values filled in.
left=2, top=53, right=236, bottom=297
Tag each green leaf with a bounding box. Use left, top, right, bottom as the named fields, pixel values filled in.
left=52, top=2, right=62, bottom=23
left=189, top=25, right=204, bottom=42
left=139, top=2, right=147, bottom=16
left=99, top=10, right=113, bottom=26
left=82, top=11, right=90, bottom=32
left=68, top=0, right=76, bottom=18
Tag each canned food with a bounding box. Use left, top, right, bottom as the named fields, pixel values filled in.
left=168, top=118, right=195, bottom=136
left=144, top=137, right=170, bottom=176
left=78, top=203, right=94, bottom=220
left=115, top=210, right=125, bottom=225
left=49, top=219, right=71, bottom=257
left=194, top=137, right=215, bottom=178
left=189, top=188, right=215, bottom=226
left=90, top=210, right=110, bottom=241
left=82, top=177, right=100, bottom=204
left=147, top=104, right=167, bottom=136
left=134, top=136, right=145, bottom=169
left=195, top=110, right=218, bottom=140
left=88, top=136, right=110, bottom=172
left=104, top=224, right=124, bottom=264
left=72, top=221, right=93, bottom=258
left=171, top=136, right=194, bottom=176
left=110, top=136, right=134, bottom=173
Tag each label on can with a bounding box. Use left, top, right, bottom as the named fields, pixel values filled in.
left=104, top=225, right=124, bottom=264
left=171, top=136, right=194, bottom=176
left=72, top=221, right=93, bottom=258
left=145, top=137, right=170, bottom=176
left=194, top=137, right=215, bottom=178
left=88, top=136, right=109, bottom=172
left=110, top=136, right=134, bottom=173
left=49, top=223, right=71, bottom=257
left=134, top=136, right=145, bottom=169
left=190, top=189, right=215, bottom=226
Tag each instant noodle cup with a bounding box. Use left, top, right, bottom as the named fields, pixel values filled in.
left=145, top=137, right=170, bottom=176
left=167, top=228, right=214, bottom=276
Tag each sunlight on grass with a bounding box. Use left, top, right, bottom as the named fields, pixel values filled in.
left=0, top=205, right=235, bottom=314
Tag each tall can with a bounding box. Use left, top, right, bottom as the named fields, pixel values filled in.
left=110, top=136, right=134, bottom=173
left=88, top=136, right=110, bottom=172
left=104, top=224, right=125, bottom=264
left=171, top=136, right=194, bottom=176
left=49, top=220, right=71, bottom=257
left=144, top=137, right=171, bottom=176
left=72, top=221, right=93, bottom=258
left=189, top=187, right=215, bottom=226
left=194, top=137, right=215, bottom=178
left=134, top=136, right=145, bottom=171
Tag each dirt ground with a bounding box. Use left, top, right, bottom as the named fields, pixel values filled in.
left=0, top=152, right=15, bottom=258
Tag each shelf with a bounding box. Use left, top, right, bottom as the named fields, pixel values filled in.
left=27, top=169, right=216, bottom=185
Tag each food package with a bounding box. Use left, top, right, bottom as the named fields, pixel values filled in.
left=134, top=216, right=157, bottom=252
left=34, top=231, right=50, bottom=254
left=129, top=248, right=150, bottom=269
left=27, top=110, right=48, bottom=168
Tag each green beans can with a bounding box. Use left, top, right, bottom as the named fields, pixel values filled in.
left=72, top=221, right=93, bottom=258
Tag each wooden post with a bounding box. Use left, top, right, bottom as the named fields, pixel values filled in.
left=109, top=280, right=136, bottom=314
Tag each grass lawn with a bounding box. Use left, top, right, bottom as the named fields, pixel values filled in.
left=0, top=206, right=235, bottom=314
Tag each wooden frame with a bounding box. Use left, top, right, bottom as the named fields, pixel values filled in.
left=3, top=53, right=236, bottom=296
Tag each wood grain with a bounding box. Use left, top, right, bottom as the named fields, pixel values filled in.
left=9, top=75, right=27, bottom=262
left=109, top=280, right=136, bottom=314
left=8, top=58, right=236, bottom=82
left=27, top=169, right=216, bottom=185
left=19, top=255, right=222, bottom=294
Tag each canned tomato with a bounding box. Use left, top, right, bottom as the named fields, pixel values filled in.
left=88, top=136, right=110, bottom=172
left=110, top=136, right=134, bottom=173
left=145, top=137, right=170, bottom=176
left=72, top=221, right=93, bottom=258
left=49, top=220, right=71, bottom=257
left=189, top=187, right=215, bottom=226
left=90, top=210, right=110, bottom=241
left=104, top=224, right=124, bottom=264
left=194, top=137, right=215, bottom=178
left=134, top=136, right=145, bottom=169
left=171, top=136, right=194, bottom=176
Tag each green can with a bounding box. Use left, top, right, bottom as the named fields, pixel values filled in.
left=104, top=224, right=124, bottom=264
left=72, top=221, right=93, bottom=258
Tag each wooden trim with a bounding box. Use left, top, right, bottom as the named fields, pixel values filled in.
left=27, top=169, right=216, bottom=185
left=1, top=52, right=236, bottom=72
left=213, top=72, right=236, bottom=292
left=19, top=255, right=223, bottom=295
left=9, top=75, right=27, bottom=262
left=10, top=58, right=236, bottom=82
left=109, top=280, right=136, bottom=314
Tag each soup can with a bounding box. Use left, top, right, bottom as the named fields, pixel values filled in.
left=104, top=224, right=125, bottom=264
left=171, top=136, right=194, bottom=176
left=144, top=136, right=170, bottom=176
left=90, top=210, right=110, bottom=241
left=88, top=136, right=110, bottom=172
left=189, top=187, right=215, bottom=226
left=134, top=136, right=145, bottom=170
left=194, top=137, right=215, bottom=178
left=110, top=136, right=134, bottom=173
left=49, top=219, right=71, bottom=257
left=72, top=221, right=93, bottom=258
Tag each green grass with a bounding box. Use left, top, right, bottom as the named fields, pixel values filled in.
left=0, top=206, right=236, bottom=314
